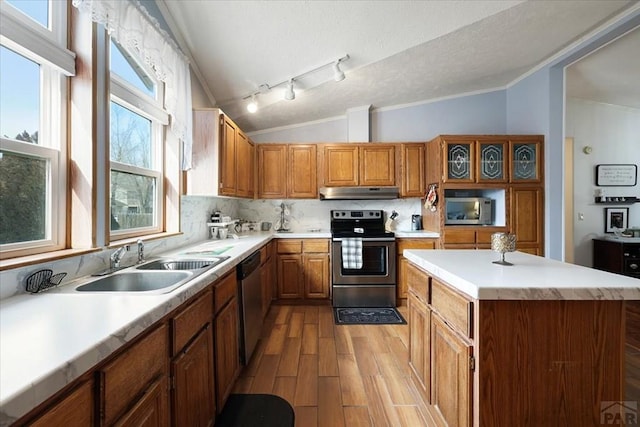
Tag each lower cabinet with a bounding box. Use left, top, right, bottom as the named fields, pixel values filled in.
left=276, top=239, right=330, bottom=300
left=100, top=324, right=169, bottom=426
left=408, top=290, right=430, bottom=403
left=260, top=241, right=276, bottom=318
left=397, top=238, right=436, bottom=300
left=214, top=286, right=240, bottom=413
left=27, top=380, right=94, bottom=427
left=430, top=314, right=473, bottom=427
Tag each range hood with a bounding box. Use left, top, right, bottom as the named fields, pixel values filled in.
left=319, top=186, right=400, bottom=200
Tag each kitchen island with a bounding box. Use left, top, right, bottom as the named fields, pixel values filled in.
left=403, top=249, right=640, bottom=427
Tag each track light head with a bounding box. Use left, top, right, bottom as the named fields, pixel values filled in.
left=284, top=79, right=295, bottom=100
left=333, top=61, right=345, bottom=82
left=247, top=95, right=258, bottom=113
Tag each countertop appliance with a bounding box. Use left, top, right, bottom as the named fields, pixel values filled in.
left=411, top=214, right=422, bottom=231
left=237, top=251, right=263, bottom=364
left=445, top=197, right=494, bottom=225
left=330, top=210, right=397, bottom=307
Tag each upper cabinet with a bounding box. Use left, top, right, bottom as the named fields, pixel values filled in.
left=401, top=143, right=426, bottom=197
left=510, top=138, right=543, bottom=183
left=321, top=144, right=396, bottom=187
left=257, top=144, right=317, bottom=199
left=188, top=108, right=255, bottom=198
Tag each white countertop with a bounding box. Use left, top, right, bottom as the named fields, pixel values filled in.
left=394, top=230, right=440, bottom=238
left=0, top=233, right=279, bottom=424
left=404, top=249, right=640, bottom=300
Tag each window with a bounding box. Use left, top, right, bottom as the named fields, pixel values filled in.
left=0, top=0, right=71, bottom=258
left=109, top=39, right=167, bottom=238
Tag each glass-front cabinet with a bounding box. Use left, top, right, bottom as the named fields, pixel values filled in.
left=443, top=139, right=508, bottom=183
left=444, top=140, right=474, bottom=183
left=510, top=139, right=542, bottom=182
left=477, top=141, right=508, bottom=183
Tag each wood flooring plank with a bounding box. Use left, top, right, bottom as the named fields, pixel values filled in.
left=318, top=377, right=345, bottom=427
left=273, top=376, right=297, bottom=405
left=395, top=406, right=428, bottom=427
left=250, top=354, right=280, bottom=394
left=352, top=336, right=380, bottom=376
left=318, top=306, right=335, bottom=338
left=302, top=323, right=319, bottom=355
left=294, top=354, right=318, bottom=406
left=384, top=336, right=411, bottom=377
left=334, top=324, right=355, bottom=355
left=288, top=312, right=305, bottom=338
left=241, top=338, right=266, bottom=377
left=319, top=337, right=339, bottom=377
left=366, top=325, right=393, bottom=355
left=264, top=323, right=288, bottom=355
left=275, top=305, right=292, bottom=324
left=362, top=375, right=402, bottom=427
left=277, top=337, right=302, bottom=377
left=304, top=306, right=319, bottom=324
left=374, top=353, right=415, bottom=405
left=295, top=406, right=317, bottom=427
left=337, top=354, right=368, bottom=406
left=343, top=406, right=372, bottom=427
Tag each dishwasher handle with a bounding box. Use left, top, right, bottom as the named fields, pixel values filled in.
left=237, top=250, right=261, bottom=279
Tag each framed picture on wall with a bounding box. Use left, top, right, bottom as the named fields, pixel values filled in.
left=604, top=207, right=629, bottom=233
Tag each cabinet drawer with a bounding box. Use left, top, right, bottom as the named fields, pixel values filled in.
left=214, top=271, right=237, bottom=313
left=431, top=279, right=473, bottom=338
left=101, top=323, right=168, bottom=426
left=303, top=239, right=329, bottom=253
left=277, top=240, right=302, bottom=254
left=172, top=289, right=213, bottom=355
left=406, top=262, right=430, bottom=304
left=444, top=229, right=476, bottom=244
left=398, top=238, right=436, bottom=254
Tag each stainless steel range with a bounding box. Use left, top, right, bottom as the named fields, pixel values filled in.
left=330, top=210, right=397, bottom=307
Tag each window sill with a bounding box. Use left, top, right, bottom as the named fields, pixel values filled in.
left=108, top=231, right=182, bottom=248
left=0, top=248, right=101, bottom=271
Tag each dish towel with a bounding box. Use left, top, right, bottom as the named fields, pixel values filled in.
left=342, top=238, right=363, bottom=269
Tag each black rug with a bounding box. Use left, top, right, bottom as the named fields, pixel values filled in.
left=334, top=307, right=407, bottom=325
left=215, top=394, right=294, bottom=427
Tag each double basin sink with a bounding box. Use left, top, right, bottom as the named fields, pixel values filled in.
left=75, top=257, right=230, bottom=293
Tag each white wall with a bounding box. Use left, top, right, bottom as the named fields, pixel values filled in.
left=565, top=98, right=640, bottom=267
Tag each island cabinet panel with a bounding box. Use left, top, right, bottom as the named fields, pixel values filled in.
left=27, top=380, right=94, bottom=427
left=431, top=278, right=473, bottom=339
left=408, top=289, right=431, bottom=403
left=430, top=314, right=473, bottom=427
left=99, top=323, right=169, bottom=426
left=476, top=300, right=624, bottom=427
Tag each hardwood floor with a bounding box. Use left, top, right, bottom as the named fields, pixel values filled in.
left=233, top=305, right=436, bottom=426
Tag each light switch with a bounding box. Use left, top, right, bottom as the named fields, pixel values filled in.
left=578, top=213, right=584, bottom=221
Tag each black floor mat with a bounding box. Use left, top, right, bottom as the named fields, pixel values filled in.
left=215, top=393, right=294, bottom=427
left=334, top=307, right=407, bottom=325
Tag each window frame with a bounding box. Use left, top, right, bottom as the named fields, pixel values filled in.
left=0, top=0, right=70, bottom=259
left=108, top=39, right=168, bottom=241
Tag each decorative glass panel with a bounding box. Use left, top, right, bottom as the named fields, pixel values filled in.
left=479, top=143, right=504, bottom=180
left=1, top=46, right=40, bottom=142
left=512, top=144, right=537, bottom=180
left=110, top=171, right=156, bottom=231
left=447, top=144, right=471, bottom=180
left=0, top=150, right=47, bottom=244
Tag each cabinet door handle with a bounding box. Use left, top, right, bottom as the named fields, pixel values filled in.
left=629, top=263, right=638, bottom=270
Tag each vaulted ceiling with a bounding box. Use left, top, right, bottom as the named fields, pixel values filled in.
left=159, top=1, right=637, bottom=132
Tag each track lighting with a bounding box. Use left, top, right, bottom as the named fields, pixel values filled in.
left=333, top=61, right=345, bottom=82
left=246, top=95, right=258, bottom=113
left=284, top=79, right=295, bottom=101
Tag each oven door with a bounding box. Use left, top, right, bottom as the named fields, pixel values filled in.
left=331, top=238, right=396, bottom=285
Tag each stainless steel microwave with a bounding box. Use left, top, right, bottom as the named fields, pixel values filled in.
left=445, top=197, right=494, bottom=225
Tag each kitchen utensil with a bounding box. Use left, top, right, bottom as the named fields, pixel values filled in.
left=411, top=214, right=422, bottom=231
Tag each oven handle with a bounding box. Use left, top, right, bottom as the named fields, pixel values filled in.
left=332, top=237, right=396, bottom=242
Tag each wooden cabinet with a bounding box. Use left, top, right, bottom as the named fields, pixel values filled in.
left=276, top=239, right=330, bottom=300
left=113, top=376, right=168, bottom=427
left=442, top=227, right=507, bottom=250
left=430, top=314, right=473, bottom=427
left=321, top=144, right=396, bottom=187
left=510, top=187, right=543, bottom=255
left=510, top=138, right=542, bottom=183
left=258, top=144, right=317, bottom=199
left=407, top=261, right=431, bottom=404
left=397, top=238, right=436, bottom=299
left=213, top=271, right=240, bottom=413
left=27, top=380, right=94, bottom=427
left=189, top=108, right=254, bottom=198
left=593, top=238, right=640, bottom=279
left=99, top=324, right=169, bottom=426
left=170, top=290, right=215, bottom=427
left=260, top=241, right=276, bottom=318
left=400, top=143, right=426, bottom=197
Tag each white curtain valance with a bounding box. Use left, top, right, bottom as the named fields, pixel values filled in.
left=72, top=0, right=193, bottom=170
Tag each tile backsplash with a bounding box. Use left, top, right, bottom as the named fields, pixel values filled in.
left=0, top=196, right=421, bottom=300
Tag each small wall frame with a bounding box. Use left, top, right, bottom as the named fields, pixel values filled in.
left=604, top=207, right=629, bottom=233
left=596, top=164, right=637, bottom=187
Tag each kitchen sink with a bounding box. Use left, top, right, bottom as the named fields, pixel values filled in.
left=76, top=271, right=193, bottom=293
left=136, top=256, right=229, bottom=271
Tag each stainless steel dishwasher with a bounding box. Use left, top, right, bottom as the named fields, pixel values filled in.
left=237, top=251, right=263, bottom=365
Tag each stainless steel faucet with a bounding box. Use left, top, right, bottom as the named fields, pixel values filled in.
left=137, top=239, right=145, bottom=264
left=110, top=245, right=128, bottom=269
